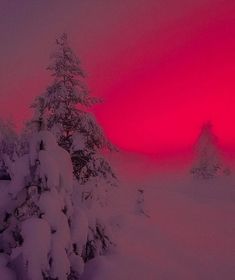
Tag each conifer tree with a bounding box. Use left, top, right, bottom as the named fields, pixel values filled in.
left=31, top=33, right=116, bottom=261
left=32, top=33, right=115, bottom=182
left=190, top=122, right=228, bottom=179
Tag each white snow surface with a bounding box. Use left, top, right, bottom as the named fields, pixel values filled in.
left=39, top=150, right=60, bottom=190
left=81, top=152, right=235, bottom=280
left=70, top=206, right=89, bottom=255
left=50, top=231, right=70, bottom=279
left=0, top=253, right=16, bottom=280
left=21, top=217, right=51, bottom=280
left=8, top=155, right=30, bottom=197
left=1, top=149, right=235, bottom=280
left=30, top=130, right=73, bottom=194
left=0, top=266, right=16, bottom=280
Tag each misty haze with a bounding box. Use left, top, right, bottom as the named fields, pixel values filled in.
left=0, top=1, right=235, bottom=280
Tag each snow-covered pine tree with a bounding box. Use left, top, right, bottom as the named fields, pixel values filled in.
left=31, top=33, right=116, bottom=261
left=0, top=131, right=87, bottom=280
left=39, top=33, right=98, bottom=150
left=190, top=122, right=228, bottom=179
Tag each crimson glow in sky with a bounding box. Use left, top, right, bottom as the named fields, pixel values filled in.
left=1, top=0, right=235, bottom=153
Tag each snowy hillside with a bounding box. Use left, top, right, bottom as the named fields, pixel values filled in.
left=81, top=153, right=235, bottom=280
left=0, top=145, right=235, bottom=279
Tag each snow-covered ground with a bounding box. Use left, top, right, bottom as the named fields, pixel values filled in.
left=1, top=151, right=235, bottom=280
left=82, top=152, right=235, bottom=280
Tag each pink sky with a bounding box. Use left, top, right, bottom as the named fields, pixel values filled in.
left=1, top=0, right=235, bottom=153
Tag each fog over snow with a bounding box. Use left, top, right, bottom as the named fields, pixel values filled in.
left=0, top=1, right=235, bottom=278
left=79, top=150, right=235, bottom=280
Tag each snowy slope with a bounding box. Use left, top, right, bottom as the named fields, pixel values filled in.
left=82, top=152, right=235, bottom=280
left=1, top=151, right=235, bottom=280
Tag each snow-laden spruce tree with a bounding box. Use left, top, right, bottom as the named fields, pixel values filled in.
left=0, top=119, right=17, bottom=179
left=190, top=122, right=228, bottom=179
left=31, top=33, right=116, bottom=261
left=0, top=130, right=87, bottom=279
left=31, top=34, right=115, bottom=181
left=35, top=33, right=101, bottom=149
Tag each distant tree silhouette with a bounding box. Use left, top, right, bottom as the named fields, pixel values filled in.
left=190, top=122, right=229, bottom=179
